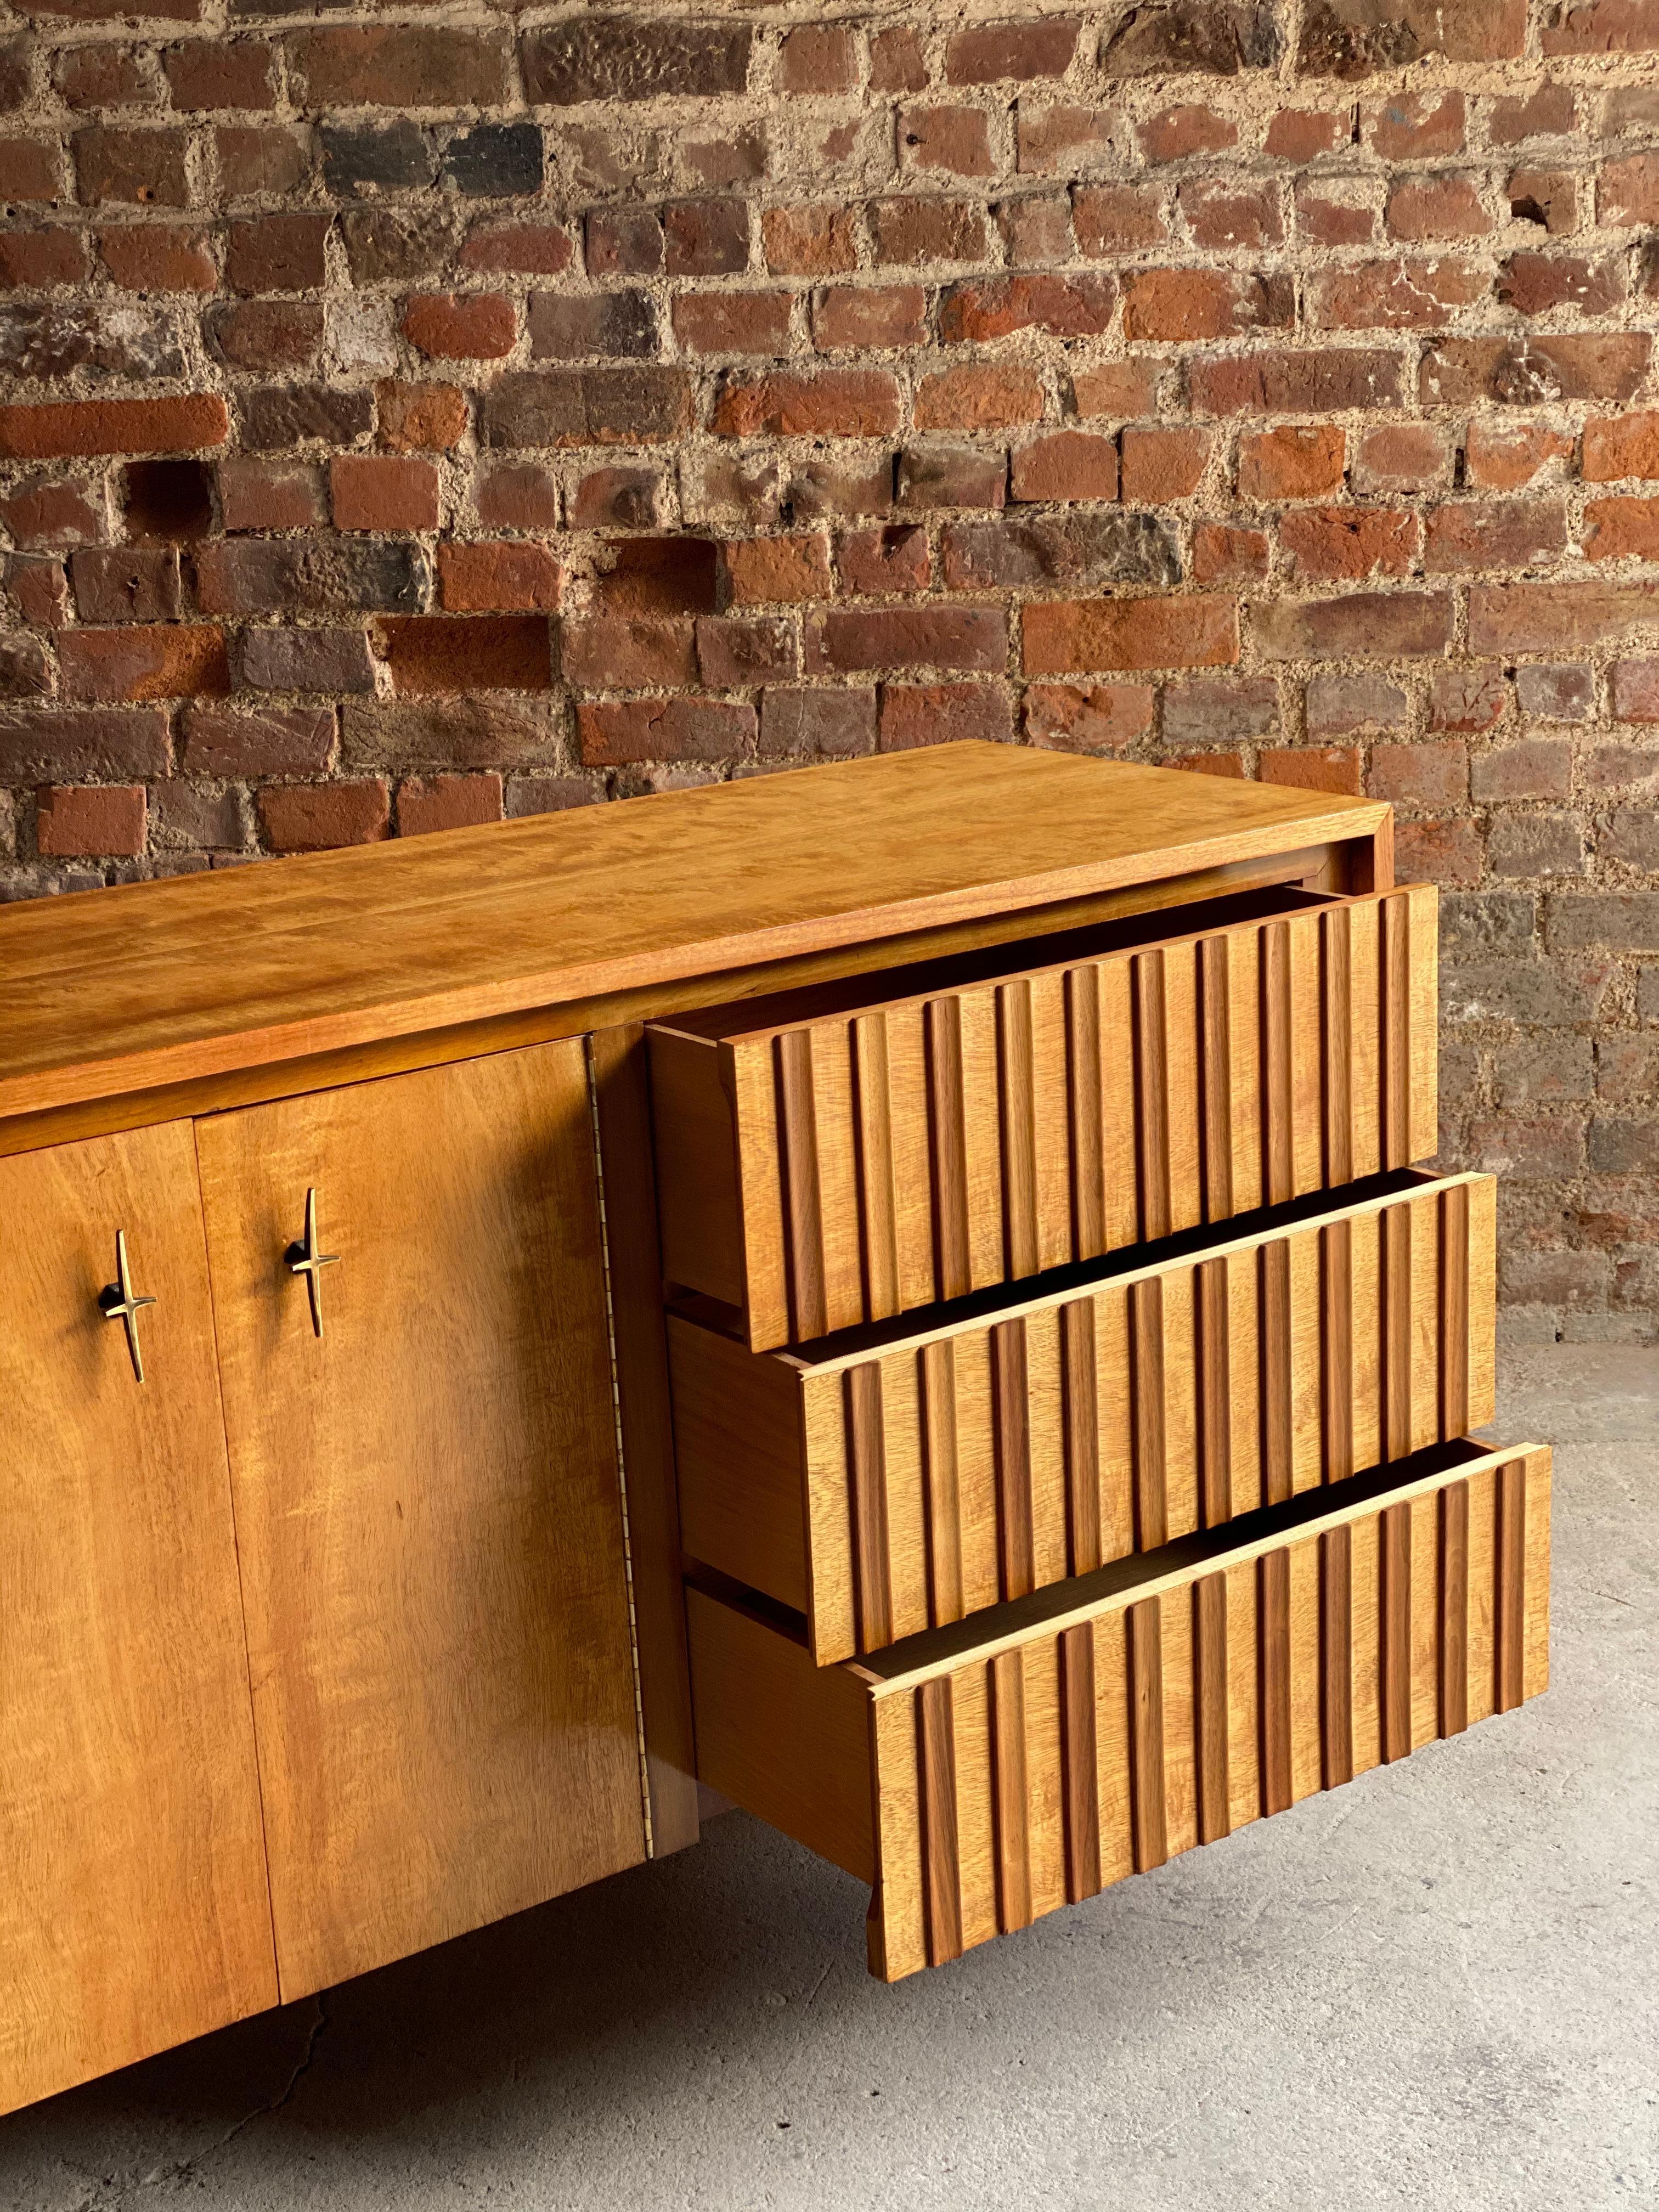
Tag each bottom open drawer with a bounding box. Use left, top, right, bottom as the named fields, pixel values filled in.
left=687, top=1437, right=1551, bottom=1982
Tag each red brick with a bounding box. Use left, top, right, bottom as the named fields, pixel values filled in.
left=1138, top=104, right=1236, bottom=163
left=1071, top=184, right=1165, bottom=254
left=182, top=704, right=334, bottom=777
left=1396, top=818, right=1482, bottom=885
left=1583, top=497, right=1659, bottom=561
left=1465, top=421, right=1573, bottom=489
left=2, top=228, right=91, bottom=287
left=778, top=23, right=857, bottom=93
left=330, top=455, right=439, bottom=533
left=401, top=294, right=517, bottom=362
left=1491, top=83, right=1576, bottom=140
left=1423, top=499, right=1568, bottom=571
left=838, top=524, right=930, bottom=595
left=869, top=196, right=990, bottom=267
left=1010, top=432, right=1118, bottom=503
left=1420, top=335, right=1651, bottom=408
left=477, top=458, right=562, bottom=526
left=915, top=363, right=1045, bottom=430
left=1295, top=183, right=1378, bottom=247
left=940, top=272, right=1117, bottom=341
left=1279, top=506, right=1417, bottom=581
left=163, top=39, right=275, bottom=110
left=664, top=201, right=748, bottom=276
left=227, top=212, right=329, bottom=293
left=1599, top=151, right=1659, bottom=224
left=1259, top=745, right=1363, bottom=795
left=1169, top=749, right=1248, bottom=778
left=1611, top=661, right=1659, bottom=721
left=878, top=681, right=1013, bottom=749
left=460, top=223, right=575, bottom=277
left=1544, top=0, right=1659, bottom=50
left=36, top=783, right=146, bottom=856
left=375, top=614, right=552, bottom=696
left=0, top=395, right=227, bottom=460
left=1500, top=252, right=1622, bottom=316
left=59, top=623, right=229, bottom=700
left=1266, top=106, right=1347, bottom=160
left=1023, top=680, right=1154, bottom=751
left=1251, top=592, right=1453, bottom=661
left=1, top=482, right=105, bottom=549
left=1353, top=423, right=1453, bottom=493
left=762, top=205, right=858, bottom=276
left=1431, top=664, right=1509, bottom=731
left=438, top=542, right=561, bottom=612
left=870, top=24, right=928, bottom=91
left=70, top=546, right=180, bottom=623
left=1368, top=88, right=1465, bottom=156
left=285, top=25, right=510, bottom=109
left=900, top=103, right=996, bottom=179
left=577, top=697, right=756, bottom=765
left=1471, top=580, right=1659, bottom=652
left=675, top=291, right=794, bottom=356
left=96, top=223, right=215, bottom=292
left=1238, top=426, right=1346, bottom=500
left=1016, top=103, right=1127, bottom=176
left=586, top=207, right=663, bottom=278
left=1178, top=180, right=1284, bottom=250
left=567, top=466, right=663, bottom=529
left=1022, top=596, right=1238, bottom=674
left=376, top=380, right=468, bottom=454
left=1120, top=427, right=1209, bottom=502
left=724, top=534, right=833, bottom=606
left=258, top=780, right=389, bottom=852
left=1369, top=739, right=1469, bottom=805
left=945, top=18, right=1080, bottom=81
left=206, top=300, right=324, bottom=373
left=998, top=196, right=1070, bottom=270
left=1385, top=171, right=1491, bottom=240
left=1191, top=349, right=1402, bottom=417
left=0, top=707, right=170, bottom=781
left=806, top=607, right=1007, bottom=674
left=696, top=614, right=795, bottom=686
left=1122, top=269, right=1293, bottom=342
left=811, top=286, right=926, bottom=351
left=1583, top=413, right=1659, bottom=481
left=0, top=138, right=62, bottom=202
left=1071, top=362, right=1159, bottom=420
left=561, top=617, right=695, bottom=690
left=396, top=771, right=503, bottom=835
left=1192, top=524, right=1270, bottom=582
left=7, top=555, right=70, bottom=629
left=74, top=126, right=189, bottom=206
left=1311, top=257, right=1488, bottom=328
left=54, top=46, right=158, bottom=111
left=712, top=370, right=901, bottom=438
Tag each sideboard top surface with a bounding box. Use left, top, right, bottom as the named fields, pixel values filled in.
left=0, top=743, right=1385, bottom=1122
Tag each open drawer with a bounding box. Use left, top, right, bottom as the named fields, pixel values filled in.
left=648, top=883, right=1437, bottom=1351
left=669, top=1170, right=1494, bottom=1662
left=688, top=1438, right=1551, bottom=1982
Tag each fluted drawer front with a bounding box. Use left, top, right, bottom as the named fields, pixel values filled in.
left=686, top=1439, right=1551, bottom=1984
left=669, top=1170, right=1496, bottom=1664
left=650, top=884, right=1437, bottom=1352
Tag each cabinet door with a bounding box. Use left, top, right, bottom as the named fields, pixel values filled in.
left=195, top=1042, right=645, bottom=2001
left=0, top=1123, right=276, bottom=2119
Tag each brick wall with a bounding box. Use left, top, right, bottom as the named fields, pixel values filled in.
left=3, top=2, right=1658, bottom=1333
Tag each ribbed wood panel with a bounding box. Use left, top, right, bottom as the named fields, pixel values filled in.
left=719, top=885, right=1437, bottom=1350
left=865, top=1446, right=1551, bottom=1981
left=777, top=1172, right=1493, bottom=1660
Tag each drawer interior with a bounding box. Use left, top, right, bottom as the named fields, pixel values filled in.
left=687, top=1435, right=1551, bottom=1980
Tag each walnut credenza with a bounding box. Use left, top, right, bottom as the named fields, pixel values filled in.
left=0, top=743, right=1548, bottom=2114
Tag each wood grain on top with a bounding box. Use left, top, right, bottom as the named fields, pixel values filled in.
left=0, top=745, right=1385, bottom=1121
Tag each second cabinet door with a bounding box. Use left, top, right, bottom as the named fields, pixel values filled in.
left=196, top=1042, right=645, bottom=2001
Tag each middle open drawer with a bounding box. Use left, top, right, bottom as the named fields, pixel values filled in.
left=669, top=1170, right=1495, bottom=1663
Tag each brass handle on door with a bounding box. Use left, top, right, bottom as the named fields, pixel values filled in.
left=284, top=1187, right=340, bottom=1338
left=99, top=1229, right=157, bottom=1384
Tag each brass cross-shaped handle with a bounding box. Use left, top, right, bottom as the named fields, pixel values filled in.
left=284, top=1187, right=340, bottom=1338
left=98, top=1229, right=157, bottom=1383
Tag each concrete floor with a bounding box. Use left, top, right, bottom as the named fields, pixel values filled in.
left=3, top=1347, right=1654, bottom=2211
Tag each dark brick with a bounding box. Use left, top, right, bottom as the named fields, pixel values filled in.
left=239, top=384, right=377, bottom=450
left=759, top=685, right=877, bottom=757
left=527, top=291, right=657, bottom=361
left=940, top=512, right=1180, bottom=590
left=70, top=546, right=181, bottom=623
left=1102, top=0, right=1280, bottom=74
left=521, top=20, right=753, bottom=104
left=340, top=209, right=461, bottom=284
left=441, top=122, right=543, bottom=198
left=483, top=369, right=696, bottom=449
left=319, top=120, right=435, bottom=198
left=195, top=538, right=428, bottom=617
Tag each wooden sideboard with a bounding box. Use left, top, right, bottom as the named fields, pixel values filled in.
left=0, top=743, right=1548, bottom=2115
